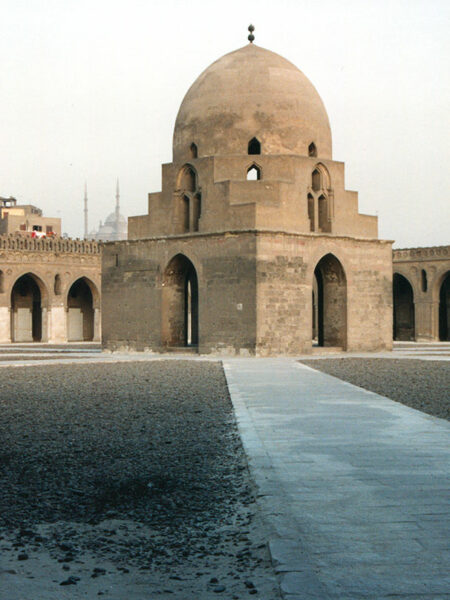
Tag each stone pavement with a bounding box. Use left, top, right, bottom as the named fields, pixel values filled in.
left=223, top=358, right=450, bottom=600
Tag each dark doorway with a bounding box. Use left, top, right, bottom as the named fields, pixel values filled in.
left=11, top=274, right=43, bottom=342
left=162, top=254, right=198, bottom=347
left=393, top=273, right=415, bottom=341
left=313, top=254, right=347, bottom=348
left=439, top=272, right=450, bottom=341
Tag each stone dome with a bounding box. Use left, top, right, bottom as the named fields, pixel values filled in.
left=173, top=43, right=332, bottom=162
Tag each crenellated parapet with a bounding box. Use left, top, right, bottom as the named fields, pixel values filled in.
left=393, top=246, right=449, bottom=262
left=0, top=234, right=102, bottom=254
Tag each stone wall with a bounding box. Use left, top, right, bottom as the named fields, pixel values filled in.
left=103, top=231, right=392, bottom=355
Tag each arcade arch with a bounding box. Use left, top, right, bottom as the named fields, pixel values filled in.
left=67, top=277, right=96, bottom=341
left=11, top=273, right=48, bottom=342
left=161, top=254, right=198, bottom=348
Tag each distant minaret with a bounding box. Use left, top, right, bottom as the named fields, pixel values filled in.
left=115, top=179, right=120, bottom=222
left=84, top=182, right=88, bottom=239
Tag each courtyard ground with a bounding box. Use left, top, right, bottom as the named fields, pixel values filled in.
left=0, top=360, right=281, bottom=599
left=0, top=343, right=448, bottom=599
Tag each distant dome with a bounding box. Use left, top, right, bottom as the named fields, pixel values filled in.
left=105, top=212, right=126, bottom=226
left=173, top=44, right=332, bottom=162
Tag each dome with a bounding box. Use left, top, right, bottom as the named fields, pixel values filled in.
left=173, top=44, right=332, bottom=162
left=104, top=212, right=126, bottom=225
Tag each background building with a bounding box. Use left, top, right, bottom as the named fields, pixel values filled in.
left=0, top=197, right=61, bottom=237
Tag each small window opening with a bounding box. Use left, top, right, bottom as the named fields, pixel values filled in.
left=318, top=195, right=330, bottom=232
left=0, top=270, right=4, bottom=293
left=193, top=193, right=201, bottom=232
left=421, top=269, right=428, bottom=292
left=247, top=165, right=261, bottom=181
left=312, top=169, right=321, bottom=192
left=190, top=143, right=198, bottom=159
left=115, top=253, right=119, bottom=267
left=307, top=194, right=315, bottom=232
left=308, top=143, right=317, bottom=157
left=54, top=274, right=61, bottom=295
left=248, top=138, right=261, bottom=155
left=182, top=196, right=190, bottom=232
left=33, top=225, right=42, bottom=232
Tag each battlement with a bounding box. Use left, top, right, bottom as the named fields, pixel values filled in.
left=393, top=246, right=449, bottom=262
left=0, top=234, right=102, bottom=254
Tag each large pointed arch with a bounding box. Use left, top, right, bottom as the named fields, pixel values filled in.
left=393, top=273, right=415, bottom=341
left=161, top=254, right=198, bottom=348
left=66, top=277, right=99, bottom=341
left=313, top=254, right=347, bottom=348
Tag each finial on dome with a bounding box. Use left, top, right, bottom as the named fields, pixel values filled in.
left=248, top=24, right=255, bottom=43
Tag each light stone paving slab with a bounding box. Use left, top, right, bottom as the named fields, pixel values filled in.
left=223, top=358, right=450, bottom=600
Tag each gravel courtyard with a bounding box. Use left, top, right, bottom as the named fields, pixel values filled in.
left=0, top=361, right=281, bottom=599
left=300, top=358, right=449, bottom=420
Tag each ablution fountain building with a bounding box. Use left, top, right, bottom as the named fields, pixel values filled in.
left=102, top=38, right=394, bottom=355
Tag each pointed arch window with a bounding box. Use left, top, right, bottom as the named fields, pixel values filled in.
left=182, top=196, right=190, bottom=233
left=247, top=164, right=261, bottom=180
left=193, top=194, right=201, bottom=232
left=178, top=165, right=196, bottom=192
left=190, top=143, right=198, bottom=159
left=309, top=164, right=332, bottom=233
left=312, top=169, right=321, bottom=192
left=248, top=138, right=261, bottom=155
left=318, top=195, right=330, bottom=232
left=54, top=274, right=61, bottom=295
left=421, top=269, right=428, bottom=292
left=308, top=142, right=317, bottom=157
left=307, top=194, right=315, bottom=232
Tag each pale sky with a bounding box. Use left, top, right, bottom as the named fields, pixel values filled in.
left=1, top=0, right=449, bottom=247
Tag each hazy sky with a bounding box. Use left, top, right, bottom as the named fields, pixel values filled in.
left=1, top=0, right=449, bottom=247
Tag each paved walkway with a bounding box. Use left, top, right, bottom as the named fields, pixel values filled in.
left=223, top=358, right=450, bottom=600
